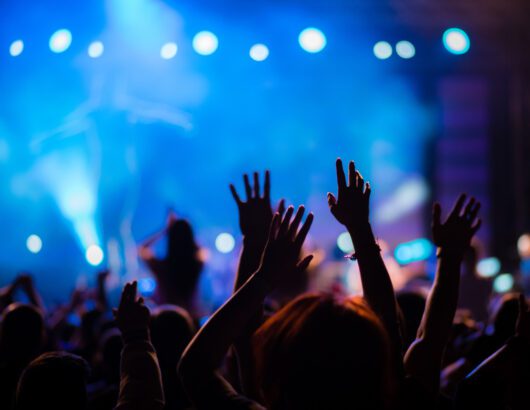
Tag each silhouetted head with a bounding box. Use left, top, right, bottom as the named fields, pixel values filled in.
left=490, top=293, right=520, bottom=341
left=254, top=294, right=393, bottom=410
left=15, top=352, right=89, bottom=410
left=166, top=219, right=199, bottom=259
left=396, top=290, right=426, bottom=350
left=99, top=329, right=123, bottom=384
left=0, top=303, right=45, bottom=362
left=151, top=305, right=195, bottom=366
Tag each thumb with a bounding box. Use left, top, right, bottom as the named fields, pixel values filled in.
left=296, top=255, right=314, bottom=271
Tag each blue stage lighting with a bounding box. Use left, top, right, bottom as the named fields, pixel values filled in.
left=215, top=233, right=235, bottom=254
left=443, top=28, right=470, bottom=55
left=373, top=41, right=392, bottom=59
left=394, top=238, right=433, bottom=264
left=10, top=40, right=24, bottom=57
left=298, top=28, right=327, bottom=53
left=249, top=44, right=269, bottom=61
left=86, top=244, right=104, bottom=266
left=138, top=277, right=157, bottom=296
left=396, top=41, right=415, bottom=59
left=192, top=31, right=218, bottom=55
left=88, top=41, right=104, bottom=58
left=49, top=29, right=72, bottom=53
left=160, top=42, right=178, bottom=59
left=26, top=234, right=43, bottom=254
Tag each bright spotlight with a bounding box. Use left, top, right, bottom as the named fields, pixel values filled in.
left=88, top=41, right=104, bottom=58
left=26, top=235, right=43, bottom=254
left=476, top=257, right=501, bottom=278
left=192, top=31, right=218, bottom=55
left=493, top=273, right=514, bottom=293
left=249, top=44, right=269, bottom=62
left=298, top=28, right=327, bottom=53
left=517, top=234, right=530, bottom=258
left=443, top=28, right=470, bottom=55
left=9, top=40, right=24, bottom=57
left=86, top=244, right=104, bottom=266
left=396, top=40, right=415, bottom=59
left=160, top=42, right=178, bottom=59
left=337, top=232, right=354, bottom=253
left=49, top=29, right=72, bottom=53
left=373, top=41, right=392, bottom=59
left=215, top=233, right=235, bottom=254
left=394, top=238, right=433, bottom=265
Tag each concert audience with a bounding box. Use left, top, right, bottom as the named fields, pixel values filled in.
left=0, top=158, right=528, bottom=409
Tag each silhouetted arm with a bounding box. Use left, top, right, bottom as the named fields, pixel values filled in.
left=178, top=209, right=313, bottom=409
left=328, top=159, right=402, bottom=358
left=96, top=270, right=110, bottom=311
left=229, top=171, right=285, bottom=398
left=18, top=274, right=46, bottom=314
left=404, top=194, right=481, bottom=394
left=114, top=282, right=165, bottom=410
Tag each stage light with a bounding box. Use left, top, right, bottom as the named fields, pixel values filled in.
left=86, top=245, right=104, bottom=266
left=373, top=41, right=392, bottom=59
left=249, top=44, right=269, bottom=61
left=192, top=31, right=218, bottom=55
left=517, top=234, right=530, bottom=258
left=49, top=29, right=72, bottom=53
left=337, top=232, right=354, bottom=253
left=298, top=27, right=326, bottom=53
left=160, top=42, right=178, bottom=59
left=493, top=273, right=514, bottom=293
left=88, top=41, right=104, bottom=58
left=396, top=41, right=415, bottom=59
left=443, top=28, right=470, bottom=55
left=215, top=233, right=235, bottom=254
left=9, top=40, right=24, bottom=57
left=394, top=238, right=433, bottom=265
left=477, top=257, right=501, bottom=278
left=26, top=234, right=42, bottom=254
left=138, top=277, right=157, bottom=295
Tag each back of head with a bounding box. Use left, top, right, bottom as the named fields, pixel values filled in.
left=254, top=294, right=393, bottom=410
left=16, top=352, right=89, bottom=410
left=0, top=303, right=44, bottom=362
left=151, top=305, right=196, bottom=366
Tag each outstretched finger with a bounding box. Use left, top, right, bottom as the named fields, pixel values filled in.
left=327, top=192, right=337, bottom=207
left=348, top=161, right=356, bottom=188
left=469, top=201, right=481, bottom=220
left=296, top=254, right=314, bottom=272
left=449, top=193, right=467, bottom=219
left=280, top=206, right=294, bottom=235
left=464, top=197, right=476, bottom=217
left=288, top=206, right=305, bottom=239
left=364, top=182, right=371, bottom=198
left=356, top=171, right=365, bottom=191
left=263, top=170, right=271, bottom=200
left=253, top=172, right=260, bottom=198
left=336, top=158, right=347, bottom=194
left=230, top=184, right=242, bottom=206
left=295, top=212, right=314, bottom=248
left=243, top=174, right=252, bottom=200
left=276, top=199, right=286, bottom=216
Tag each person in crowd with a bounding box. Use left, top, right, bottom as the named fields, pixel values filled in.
left=138, top=211, right=203, bottom=316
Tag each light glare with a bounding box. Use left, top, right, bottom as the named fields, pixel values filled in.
left=26, top=235, right=43, bottom=254
left=374, top=41, right=392, bottom=59
left=298, top=28, right=327, bottom=53
left=160, top=42, right=178, bottom=59
left=192, top=31, right=218, bottom=56
left=10, top=40, right=24, bottom=57
left=88, top=41, right=104, bottom=58
left=86, top=244, right=104, bottom=266
left=249, top=44, right=269, bottom=62
left=49, top=29, right=72, bottom=53
left=215, top=233, right=235, bottom=254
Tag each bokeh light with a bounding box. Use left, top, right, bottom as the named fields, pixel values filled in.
left=160, top=42, right=178, bottom=59
left=373, top=41, right=392, bottom=59
left=298, top=28, right=327, bottom=53
left=49, top=29, right=72, bottom=53
left=215, top=233, right=235, bottom=253
left=396, top=40, right=415, bottom=59
left=476, top=257, right=501, bottom=278
left=9, top=40, right=24, bottom=57
left=249, top=44, right=269, bottom=61
left=394, top=238, right=433, bottom=264
left=192, top=31, right=218, bottom=55
left=443, top=28, right=470, bottom=55
left=493, top=273, right=514, bottom=293
left=337, top=232, right=354, bottom=253
left=86, top=244, right=104, bottom=266
left=26, top=234, right=43, bottom=254
left=88, top=41, right=104, bottom=58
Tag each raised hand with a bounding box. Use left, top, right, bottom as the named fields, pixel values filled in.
left=432, top=194, right=481, bottom=254
left=114, top=281, right=150, bottom=335
left=328, top=158, right=371, bottom=230
left=257, top=206, right=313, bottom=290
left=230, top=171, right=284, bottom=240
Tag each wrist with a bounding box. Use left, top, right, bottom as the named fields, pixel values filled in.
left=346, top=222, right=375, bottom=245
left=436, top=247, right=465, bottom=260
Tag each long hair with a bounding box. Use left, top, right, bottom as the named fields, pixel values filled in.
left=253, top=293, right=394, bottom=410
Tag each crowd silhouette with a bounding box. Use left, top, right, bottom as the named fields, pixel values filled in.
left=1, top=158, right=529, bottom=409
